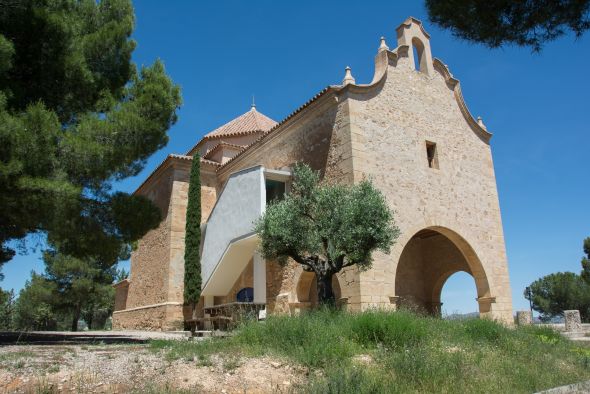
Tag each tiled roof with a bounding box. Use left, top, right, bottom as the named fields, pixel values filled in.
left=204, top=106, right=277, bottom=139
left=134, top=154, right=222, bottom=195
left=217, top=87, right=334, bottom=170
left=203, top=141, right=245, bottom=161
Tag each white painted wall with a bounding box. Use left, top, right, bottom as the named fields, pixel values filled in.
left=201, top=166, right=265, bottom=288
left=253, top=252, right=266, bottom=303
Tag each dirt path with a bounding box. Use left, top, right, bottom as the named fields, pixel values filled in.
left=0, top=344, right=303, bottom=393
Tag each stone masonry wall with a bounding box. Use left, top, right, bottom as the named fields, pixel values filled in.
left=167, top=163, right=195, bottom=305
left=218, top=260, right=254, bottom=304
left=346, top=48, right=512, bottom=321
left=112, top=304, right=184, bottom=331
left=124, top=210, right=171, bottom=308
left=201, top=170, right=218, bottom=222
left=217, top=96, right=362, bottom=312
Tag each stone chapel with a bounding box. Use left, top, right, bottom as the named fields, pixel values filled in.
left=112, top=17, right=513, bottom=330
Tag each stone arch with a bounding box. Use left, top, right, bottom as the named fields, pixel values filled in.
left=295, top=270, right=342, bottom=307
left=394, top=226, right=492, bottom=318
left=411, top=37, right=427, bottom=73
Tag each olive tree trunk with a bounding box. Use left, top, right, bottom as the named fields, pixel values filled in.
left=316, top=272, right=336, bottom=307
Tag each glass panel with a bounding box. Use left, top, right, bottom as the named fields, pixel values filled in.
left=236, top=287, right=254, bottom=302
left=265, top=179, right=285, bottom=204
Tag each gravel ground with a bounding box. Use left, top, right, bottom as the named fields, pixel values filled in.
left=0, top=343, right=303, bottom=393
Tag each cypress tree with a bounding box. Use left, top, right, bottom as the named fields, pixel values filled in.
left=184, top=154, right=202, bottom=315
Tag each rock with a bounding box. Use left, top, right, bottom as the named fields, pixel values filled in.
left=270, top=361, right=282, bottom=368
left=516, top=311, right=532, bottom=326
left=565, top=310, right=582, bottom=332
left=283, top=381, right=291, bottom=386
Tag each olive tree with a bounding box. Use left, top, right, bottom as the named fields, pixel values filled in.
left=255, top=163, right=399, bottom=306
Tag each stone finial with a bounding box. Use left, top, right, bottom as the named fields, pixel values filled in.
left=516, top=311, right=532, bottom=326
left=342, top=66, right=356, bottom=85
left=477, top=116, right=488, bottom=130
left=378, top=36, right=389, bottom=52
left=565, top=310, right=582, bottom=332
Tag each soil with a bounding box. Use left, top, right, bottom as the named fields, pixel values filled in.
left=0, top=343, right=304, bottom=393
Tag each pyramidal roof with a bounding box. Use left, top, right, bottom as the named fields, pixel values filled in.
left=204, top=105, right=277, bottom=139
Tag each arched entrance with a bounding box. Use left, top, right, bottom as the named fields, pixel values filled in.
left=439, top=271, right=479, bottom=318
left=394, top=227, right=491, bottom=317
left=296, top=271, right=342, bottom=308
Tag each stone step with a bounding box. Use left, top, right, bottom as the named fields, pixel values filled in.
left=563, top=331, right=587, bottom=339
left=192, top=330, right=230, bottom=338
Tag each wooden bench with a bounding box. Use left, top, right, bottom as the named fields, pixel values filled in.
left=186, top=316, right=233, bottom=334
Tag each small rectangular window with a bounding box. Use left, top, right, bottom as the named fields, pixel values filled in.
left=425, top=141, right=439, bottom=169
left=265, top=179, right=286, bottom=204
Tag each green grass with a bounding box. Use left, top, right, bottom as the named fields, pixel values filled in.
left=0, top=350, right=35, bottom=364
left=149, top=309, right=590, bottom=393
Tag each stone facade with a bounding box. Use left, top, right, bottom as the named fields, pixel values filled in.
left=113, top=17, right=513, bottom=330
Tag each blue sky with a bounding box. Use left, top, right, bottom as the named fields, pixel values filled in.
left=2, top=1, right=589, bottom=315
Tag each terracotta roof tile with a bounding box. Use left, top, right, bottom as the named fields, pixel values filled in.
left=205, top=107, right=277, bottom=139
left=186, top=107, right=277, bottom=156
left=217, top=87, right=334, bottom=170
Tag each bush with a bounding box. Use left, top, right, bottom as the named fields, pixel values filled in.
left=150, top=309, right=590, bottom=393
left=349, top=310, right=427, bottom=349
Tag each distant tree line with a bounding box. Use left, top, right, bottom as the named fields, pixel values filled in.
left=525, top=237, right=590, bottom=322
left=0, top=267, right=128, bottom=331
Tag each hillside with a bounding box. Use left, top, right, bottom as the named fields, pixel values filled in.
left=2, top=310, right=590, bottom=393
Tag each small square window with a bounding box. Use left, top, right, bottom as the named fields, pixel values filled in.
left=425, top=141, right=439, bottom=169
left=265, top=179, right=286, bottom=204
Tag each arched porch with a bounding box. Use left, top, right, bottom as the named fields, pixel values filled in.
left=393, top=226, right=494, bottom=318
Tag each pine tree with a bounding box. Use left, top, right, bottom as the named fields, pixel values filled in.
left=184, top=154, right=202, bottom=316
left=0, top=0, right=181, bottom=269
left=426, top=0, right=590, bottom=51
left=580, top=237, right=590, bottom=284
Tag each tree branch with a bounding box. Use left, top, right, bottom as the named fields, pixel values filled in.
left=288, top=249, right=314, bottom=270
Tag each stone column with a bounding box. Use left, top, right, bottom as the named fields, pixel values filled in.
left=476, top=296, right=496, bottom=319
left=565, top=310, right=582, bottom=332
left=253, top=252, right=266, bottom=304
left=203, top=295, right=214, bottom=308
left=203, top=295, right=214, bottom=330
left=516, top=311, right=532, bottom=326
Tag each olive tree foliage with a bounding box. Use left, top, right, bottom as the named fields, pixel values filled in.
left=0, top=0, right=181, bottom=272
left=255, top=163, right=400, bottom=306
left=426, top=0, right=590, bottom=51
